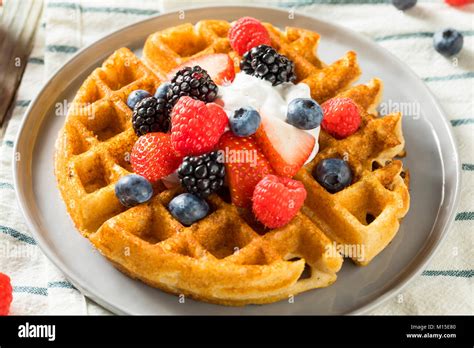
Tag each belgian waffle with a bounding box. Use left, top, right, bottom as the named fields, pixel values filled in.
left=54, top=20, right=409, bottom=305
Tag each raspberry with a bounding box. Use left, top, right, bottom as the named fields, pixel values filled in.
left=321, top=97, right=362, bottom=139
left=228, top=17, right=271, bottom=56
left=444, top=0, right=472, bottom=6
left=252, top=174, right=307, bottom=228
left=0, top=273, right=13, bottom=315
left=131, top=133, right=183, bottom=183
left=171, top=96, right=228, bottom=156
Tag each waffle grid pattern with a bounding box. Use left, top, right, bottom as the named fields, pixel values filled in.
left=55, top=20, right=409, bottom=305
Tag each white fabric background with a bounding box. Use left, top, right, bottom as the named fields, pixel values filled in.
left=0, top=0, right=472, bottom=315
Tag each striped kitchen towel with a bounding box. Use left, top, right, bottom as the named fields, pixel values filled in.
left=0, top=0, right=472, bottom=315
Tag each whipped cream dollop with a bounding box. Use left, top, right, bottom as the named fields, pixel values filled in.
left=218, top=73, right=320, bottom=163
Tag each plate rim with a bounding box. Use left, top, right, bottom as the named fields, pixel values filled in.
left=12, top=5, right=462, bottom=315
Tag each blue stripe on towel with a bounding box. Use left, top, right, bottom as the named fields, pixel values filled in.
left=0, top=182, right=14, bottom=190
left=28, top=57, right=45, bottom=65
left=422, top=270, right=473, bottom=278
left=451, top=118, right=474, bottom=127
left=0, top=226, right=37, bottom=245
left=455, top=212, right=474, bottom=221
left=375, top=30, right=474, bottom=42
left=48, top=281, right=77, bottom=290
left=46, top=45, right=79, bottom=54
left=13, top=286, right=48, bottom=296
left=462, top=163, right=474, bottom=171
left=423, top=72, right=474, bottom=83
left=15, top=100, right=31, bottom=107
left=47, top=2, right=159, bottom=16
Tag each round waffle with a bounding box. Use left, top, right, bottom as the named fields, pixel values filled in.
left=54, top=20, right=409, bottom=305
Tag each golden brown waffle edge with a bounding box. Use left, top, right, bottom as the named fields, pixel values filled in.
left=54, top=20, right=409, bottom=305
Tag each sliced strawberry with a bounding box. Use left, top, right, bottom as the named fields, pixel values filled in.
left=131, top=133, right=183, bottom=183
left=255, top=113, right=315, bottom=177
left=218, top=132, right=273, bottom=208
left=168, top=54, right=235, bottom=85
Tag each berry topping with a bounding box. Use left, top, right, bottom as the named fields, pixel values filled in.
left=229, top=106, right=261, bottom=137
left=218, top=132, right=274, bottom=208
left=392, top=0, right=417, bottom=10
left=240, top=45, right=296, bottom=86
left=132, top=96, right=170, bottom=136
left=154, top=82, right=171, bottom=99
left=167, top=66, right=219, bottom=112
left=444, top=0, right=473, bottom=6
left=313, top=158, right=352, bottom=193
left=321, top=97, right=361, bottom=139
left=162, top=172, right=181, bottom=190
left=178, top=151, right=226, bottom=198
left=131, top=132, right=182, bottom=183
left=168, top=54, right=235, bottom=86
left=433, top=29, right=464, bottom=57
left=0, top=272, right=12, bottom=316
left=171, top=96, right=228, bottom=156
left=228, top=17, right=271, bottom=56
left=252, top=174, right=307, bottom=228
left=114, top=174, right=153, bottom=207
left=255, top=113, right=315, bottom=178
left=286, top=98, right=323, bottom=130
left=127, top=89, right=151, bottom=110
left=168, top=193, right=209, bottom=226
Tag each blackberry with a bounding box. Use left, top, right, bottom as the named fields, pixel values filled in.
left=240, top=45, right=296, bottom=86
left=167, top=66, right=218, bottom=113
left=177, top=151, right=225, bottom=198
left=132, top=96, right=170, bottom=136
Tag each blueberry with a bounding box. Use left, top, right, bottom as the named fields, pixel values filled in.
left=229, top=107, right=261, bottom=137
left=392, top=0, right=416, bottom=10
left=433, top=29, right=463, bottom=57
left=127, top=89, right=151, bottom=109
left=286, top=98, right=323, bottom=130
left=155, top=82, right=171, bottom=99
left=168, top=193, right=209, bottom=226
left=313, top=158, right=352, bottom=193
left=115, top=174, right=153, bottom=207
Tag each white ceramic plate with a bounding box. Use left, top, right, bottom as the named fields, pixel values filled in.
left=13, top=6, right=461, bottom=315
